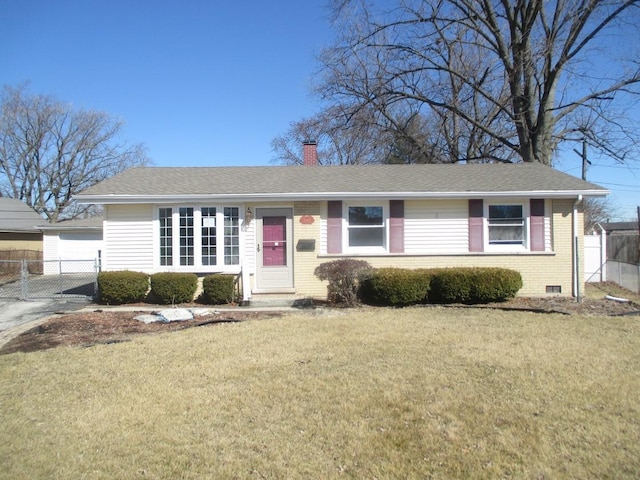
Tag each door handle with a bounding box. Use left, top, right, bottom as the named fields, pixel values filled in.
left=257, top=244, right=260, bottom=252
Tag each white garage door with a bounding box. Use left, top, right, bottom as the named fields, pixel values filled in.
left=58, top=232, right=103, bottom=273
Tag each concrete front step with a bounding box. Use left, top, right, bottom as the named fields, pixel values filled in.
left=246, top=294, right=315, bottom=308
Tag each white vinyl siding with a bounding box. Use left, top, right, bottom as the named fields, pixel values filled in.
left=104, top=204, right=154, bottom=272
left=42, top=232, right=59, bottom=275
left=321, top=199, right=553, bottom=256
left=405, top=200, right=468, bottom=254
left=42, top=233, right=59, bottom=263
left=243, top=215, right=256, bottom=274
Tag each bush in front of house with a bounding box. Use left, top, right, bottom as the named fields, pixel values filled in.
left=429, top=268, right=475, bottom=304
left=149, top=272, right=198, bottom=304
left=97, top=270, right=149, bottom=305
left=429, top=267, right=522, bottom=304
left=202, top=274, right=236, bottom=304
left=470, top=268, right=523, bottom=303
left=360, top=268, right=433, bottom=306
left=314, top=259, right=373, bottom=306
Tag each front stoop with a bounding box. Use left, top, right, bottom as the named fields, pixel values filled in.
left=245, top=294, right=315, bottom=308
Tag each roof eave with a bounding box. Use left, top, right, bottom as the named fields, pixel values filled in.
left=75, top=189, right=609, bottom=204
left=38, top=225, right=102, bottom=231
left=0, top=228, right=44, bottom=233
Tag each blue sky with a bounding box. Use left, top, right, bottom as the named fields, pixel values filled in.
left=1, top=1, right=332, bottom=166
left=1, top=0, right=638, bottom=220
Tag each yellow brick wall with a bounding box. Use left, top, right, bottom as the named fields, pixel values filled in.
left=0, top=233, right=43, bottom=252
left=292, top=201, right=322, bottom=296
left=291, top=199, right=583, bottom=299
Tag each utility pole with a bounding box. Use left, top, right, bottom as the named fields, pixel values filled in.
left=574, top=137, right=590, bottom=180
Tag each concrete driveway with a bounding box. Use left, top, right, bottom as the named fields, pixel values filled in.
left=0, top=298, right=91, bottom=349
left=0, top=273, right=96, bottom=300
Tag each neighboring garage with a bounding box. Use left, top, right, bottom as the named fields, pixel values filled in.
left=41, top=217, right=103, bottom=274
left=0, top=198, right=45, bottom=254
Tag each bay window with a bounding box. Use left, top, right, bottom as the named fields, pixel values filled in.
left=158, top=206, right=240, bottom=269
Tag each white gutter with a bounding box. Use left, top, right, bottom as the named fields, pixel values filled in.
left=74, top=189, right=610, bottom=204
left=573, top=195, right=583, bottom=300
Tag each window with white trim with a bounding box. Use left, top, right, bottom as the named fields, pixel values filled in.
left=346, top=204, right=386, bottom=251
left=223, top=207, right=240, bottom=265
left=159, top=207, right=173, bottom=266
left=179, top=207, right=195, bottom=265
left=158, top=206, right=240, bottom=269
left=201, top=207, right=217, bottom=266
left=487, top=204, right=525, bottom=246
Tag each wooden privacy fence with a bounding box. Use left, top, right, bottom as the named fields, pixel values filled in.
left=608, top=233, right=639, bottom=265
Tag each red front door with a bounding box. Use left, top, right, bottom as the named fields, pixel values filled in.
left=262, top=216, right=286, bottom=267
left=256, top=208, right=293, bottom=291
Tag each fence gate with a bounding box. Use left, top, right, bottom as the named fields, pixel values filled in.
left=0, top=259, right=98, bottom=300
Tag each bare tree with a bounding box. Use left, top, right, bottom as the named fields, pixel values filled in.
left=0, top=85, right=150, bottom=221
left=584, top=197, right=617, bottom=233
left=316, top=0, right=640, bottom=165
left=271, top=105, right=389, bottom=165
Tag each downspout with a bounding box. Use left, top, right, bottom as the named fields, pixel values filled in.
left=594, top=222, right=607, bottom=282
left=241, top=207, right=253, bottom=306
left=573, top=195, right=583, bottom=301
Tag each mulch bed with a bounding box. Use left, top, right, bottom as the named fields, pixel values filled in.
left=1, top=293, right=638, bottom=355
left=0, top=310, right=283, bottom=355
left=483, top=295, right=640, bottom=316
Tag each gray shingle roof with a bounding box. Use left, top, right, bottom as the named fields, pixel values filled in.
left=0, top=198, right=47, bottom=232
left=75, top=163, right=608, bottom=201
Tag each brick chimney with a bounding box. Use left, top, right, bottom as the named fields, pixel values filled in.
left=303, top=140, right=318, bottom=166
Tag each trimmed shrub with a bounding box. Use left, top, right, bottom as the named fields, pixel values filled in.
left=97, top=270, right=149, bottom=305
left=429, top=268, right=475, bottom=304
left=202, top=274, right=236, bottom=304
left=314, top=259, right=373, bottom=306
left=361, top=268, right=432, bottom=306
left=149, top=272, right=198, bottom=304
left=429, top=267, right=522, bottom=304
left=471, top=268, right=523, bottom=302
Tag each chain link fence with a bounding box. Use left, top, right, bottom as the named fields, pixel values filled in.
left=607, top=260, right=640, bottom=294
left=0, top=259, right=98, bottom=300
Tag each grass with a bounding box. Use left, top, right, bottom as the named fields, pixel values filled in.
left=585, top=281, right=640, bottom=302
left=0, top=307, right=639, bottom=479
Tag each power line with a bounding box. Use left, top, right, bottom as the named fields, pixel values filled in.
left=595, top=181, right=640, bottom=189
left=590, top=164, right=640, bottom=170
